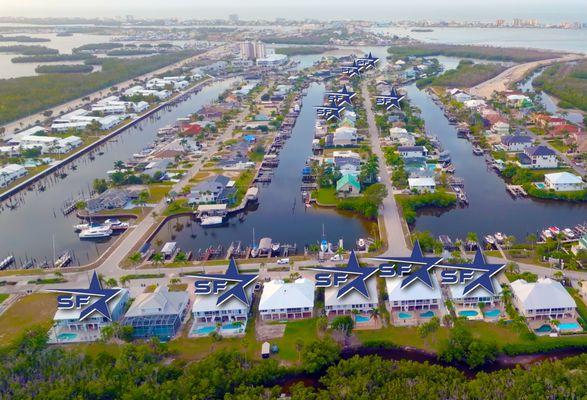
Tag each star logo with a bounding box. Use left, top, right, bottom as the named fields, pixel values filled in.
left=315, top=100, right=345, bottom=121
left=48, top=271, right=122, bottom=321
left=311, top=251, right=378, bottom=299
left=446, top=248, right=505, bottom=296
left=355, top=52, right=379, bottom=71
left=371, top=241, right=442, bottom=289
left=325, top=85, right=356, bottom=106
left=376, top=86, right=405, bottom=111
left=341, top=60, right=362, bottom=78
left=188, top=258, right=257, bottom=306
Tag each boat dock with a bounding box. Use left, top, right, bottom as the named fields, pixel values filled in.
left=506, top=185, right=528, bottom=198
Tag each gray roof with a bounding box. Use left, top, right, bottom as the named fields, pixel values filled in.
left=502, top=135, right=532, bottom=145
left=124, top=287, right=189, bottom=318
left=525, top=145, right=555, bottom=157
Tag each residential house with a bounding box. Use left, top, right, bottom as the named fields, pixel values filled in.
left=336, top=174, right=361, bottom=197
left=510, top=278, right=576, bottom=320
left=0, top=164, right=26, bottom=187
left=86, top=188, right=140, bottom=213
left=191, top=284, right=252, bottom=326
left=408, top=177, right=436, bottom=193
left=501, top=135, right=533, bottom=152
left=491, top=121, right=510, bottom=135
left=258, top=278, right=314, bottom=320
left=333, top=126, right=358, bottom=147
left=398, top=145, right=428, bottom=159
left=386, top=276, right=442, bottom=312
left=122, top=287, right=189, bottom=341
left=324, top=277, right=378, bottom=317
left=188, top=175, right=236, bottom=205
left=448, top=276, right=502, bottom=308
left=544, top=172, right=585, bottom=192
left=49, top=289, right=129, bottom=343
left=518, top=145, right=558, bottom=169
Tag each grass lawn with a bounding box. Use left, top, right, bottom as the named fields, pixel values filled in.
left=548, top=139, right=570, bottom=153
left=314, top=187, right=339, bottom=206
left=271, top=318, right=320, bottom=362
left=148, top=184, right=173, bottom=202
left=0, top=293, right=9, bottom=304
left=356, top=325, right=450, bottom=352
left=0, top=293, right=56, bottom=346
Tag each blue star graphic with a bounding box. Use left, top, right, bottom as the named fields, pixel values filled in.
left=371, top=241, right=442, bottom=289
left=325, top=85, right=356, bottom=106
left=188, top=258, right=258, bottom=307
left=48, top=271, right=122, bottom=321
left=449, top=248, right=505, bottom=296
left=310, top=250, right=378, bottom=299
left=356, top=52, right=379, bottom=71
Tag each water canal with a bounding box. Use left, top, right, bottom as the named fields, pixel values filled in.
left=405, top=80, right=587, bottom=240
left=150, top=82, right=371, bottom=255
left=0, top=78, right=239, bottom=266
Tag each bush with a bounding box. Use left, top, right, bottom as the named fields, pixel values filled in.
left=301, top=338, right=341, bottom=374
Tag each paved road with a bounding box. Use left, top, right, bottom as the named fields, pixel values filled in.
left=96, top=84, right=271, bottom=278
left=361, top=81, right=410, bottom=257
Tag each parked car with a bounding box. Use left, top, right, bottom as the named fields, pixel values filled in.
left=330, top=254, right=344, bottom=262
left=277, top=258, right=290, bottom=265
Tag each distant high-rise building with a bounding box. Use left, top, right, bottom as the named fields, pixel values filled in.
left=496, top=19, right=505, bottom=27
left=239, top=41, right=266, bottom=60
left=229, top=14, right=239, bottom=23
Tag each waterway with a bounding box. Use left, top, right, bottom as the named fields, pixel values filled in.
left=405, top=79, right=587, bottom=240
left=150, top=82, right=370, bottom=255
left=0, top=79, right=239, bottom=266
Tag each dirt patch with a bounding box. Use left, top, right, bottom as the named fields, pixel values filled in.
left=256, top=321, right=286, bottom=341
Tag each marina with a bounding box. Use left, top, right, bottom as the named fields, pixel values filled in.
left=0, top=78, right=240, bottom=268
left=148, top=82, right=371, bottom=258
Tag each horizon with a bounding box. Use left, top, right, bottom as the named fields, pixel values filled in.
left=2, top=0, right=587, bottom=23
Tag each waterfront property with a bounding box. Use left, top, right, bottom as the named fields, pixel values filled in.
left=518, top=145, right=558, bottom=169
left=510, top=278, right=577, bottom=322
left=324, top=276, right=378, bottom=318
left=258, top=278, right=314, bottom=321
left=86, top=187, right=141, bottom=213
left=121, top=286, right=189, bottom=341
left=501, top=135, right=533, bottom=152
left=0, top=164, right=27, bottom=188
left=544, top=172, right=585, bottom=192
left=386, top=276, right=443, bottom=326
left=190, top=284, right=252, bottom=336
left=408, top=177, right=436, bottom=193
left=48, top=289, right=129, bottom=343
left=448, top=276, right=502, bottom=320
left=336, top=174, right=361, bottom=197
left=188, top=175, right=237, bottom=205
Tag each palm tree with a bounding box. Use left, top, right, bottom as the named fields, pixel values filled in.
left=151, top=253, right=164, bottom=272
left=369, top=307, right=380, bottom=322
left=114, top=160, right=125, bottom=171
left=526, top=233, right=538, bottom=249
left=295, top=338, right=304, bottom=363
left=128, top=252, right=142, bottom=269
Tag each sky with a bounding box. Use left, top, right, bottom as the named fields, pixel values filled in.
left=2, top=0, right=587, bottom=22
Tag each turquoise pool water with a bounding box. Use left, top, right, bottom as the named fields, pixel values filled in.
left=558, top=322, right=581, bottom=331
left=484, top=309, right=500, bottom=318
left=458, top=310, right=479, bottom=317
left=534, top=183, right=546, bottom=189
left=355, top=315, right=370, bottom=323
left=57, top=332, right=78, bottom=341
left=398, top=312, right=413, bottom=319
left=535, top=324, right=552, bottom=333
left=420, top=311, right=434, bottom=318
left=222, top=323, right=242, bottom=330
left=195, top=326, right=215, bottom=335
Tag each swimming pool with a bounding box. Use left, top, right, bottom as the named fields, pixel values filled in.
left=534, top=182, right=546, bottom=189
left=194, top=326, right=216, bottom=335
left=484, top=309, right=500, bottom=318
left=222, top=323, right=243, bottom=331
left=535, top=324, right=552, bottom=333
left=398, top=312, right=413, bottom=319
left=355, top=315, right=370, bottom=323
left=57, top=332, right=78, bottom=341
left=458, top=310, right=479, bottom=317
left=420, top=311, right=435, bottom=318
left=558, top=322, right=582, bottom=331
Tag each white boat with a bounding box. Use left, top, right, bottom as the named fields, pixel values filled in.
left=542, top=229, right=553, bottom=239
left=79, top=226, right=113, bottom=239
left=250, top=247, right=259, bottom=258
left=563, top=228, right=576, bottom=239
left=494, top=232, right=505, bottom=243
left=549, top=226, right=560, bottom=235
left=357, top=238, right=366, bottom=249
left=104, top=219, right=130, bottom=230
left=200, top=216, right=224, bottom=227
left=271, top=243, right=280, bottom=252
left=484, top=235, right=495, bottom=245
left=73, top=223, right=90, bottom=232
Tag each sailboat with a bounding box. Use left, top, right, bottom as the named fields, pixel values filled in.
left=250, top=227, right=259, bottom=258
left=320, top=224, right=328, bottom=253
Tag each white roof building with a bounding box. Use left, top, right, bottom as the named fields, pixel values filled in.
left=408, top=177, right=436, bottom=193
left=510, top=278, right=576, bottom=320
left=53, top=288, right=129, bottom=322
left=124, top=287, right=189, bottom=319
left=544, top=172, right=584, bottom=192
left=324, top=277, right=378, bottom=316
left=259, top=278, right=314, bottom=320
left=386, top=276, right=442, bottom=311
left=192, top=284, right=252, bottom=324
left=448, top=277, right=502, bottom=306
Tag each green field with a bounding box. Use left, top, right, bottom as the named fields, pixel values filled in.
left=0, top=50, right=198, bottom=124
left=422, top=60, right=508, bottom=88
left=0, top=293, right=56, bottom=345
left=314, top=187, right=339, bottom=206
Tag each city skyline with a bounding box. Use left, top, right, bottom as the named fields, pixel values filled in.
left=2, top=0, right=587, bottom=23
